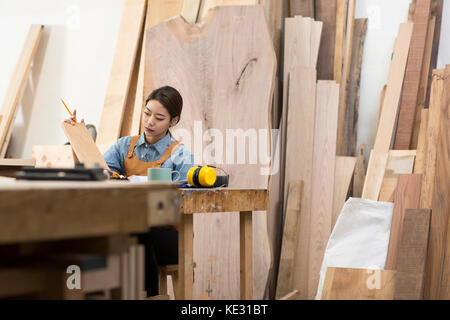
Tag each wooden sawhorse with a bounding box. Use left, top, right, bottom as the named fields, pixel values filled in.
left=178, top=188, right=268, bottom=300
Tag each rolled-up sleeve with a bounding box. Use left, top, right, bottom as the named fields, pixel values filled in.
left=171, top=145, right=194, bottom=181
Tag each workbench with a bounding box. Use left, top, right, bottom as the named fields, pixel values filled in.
left=0, top=181, right=268, bottom=300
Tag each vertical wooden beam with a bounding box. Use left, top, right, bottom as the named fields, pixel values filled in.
left=333, top=0, right=347, bottom=84
left=240, top=211, right=253, bottom=300
left=315, top=0, right=337, bottom=80
left=413, top=108, right=429, bottom=174
left=394, top=0, right=432, bottom=150
left=178, top=213, right=194, bottom=300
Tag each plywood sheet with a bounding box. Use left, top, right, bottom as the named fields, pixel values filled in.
left=308, top=81, right=339, bottom=299
left=61, top=123, right=108, bottom=169
left=385, top=174, right=422, bottom=270
left=0, top=25, right=44, bottom=156
left=321, top=267, right=396, bottom=300
left=97, top=0, right=146, bottom=148
left=145, top=6, right=276, bottom=299
left=362, top=23, right=413, bottom=200
left=395, top=209, right=431, bottom=300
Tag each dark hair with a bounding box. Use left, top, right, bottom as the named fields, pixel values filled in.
left=145, top=86, right=183, bottom=121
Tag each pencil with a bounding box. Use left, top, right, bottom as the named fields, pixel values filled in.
left=61, top=99, right=77, bottom=123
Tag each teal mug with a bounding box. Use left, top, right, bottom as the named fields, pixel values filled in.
left=148, top=168, right=180, bottom=183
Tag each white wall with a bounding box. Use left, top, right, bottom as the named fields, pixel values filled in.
left=0, top=0, right=123, bottom=158
left=0, top=0, right=449, bottom=159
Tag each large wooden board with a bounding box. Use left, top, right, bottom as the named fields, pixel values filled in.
left=0, top=25, right=44, bottom=156
left=424, top=65, right=450, bottom=299
left=395, top=209, right=431, bottom=300
left=32, top=145, right=78, bottom=168
left=145, top=6, right=276, bottom=299
left=97, top=0, right=146, bottom=148
left=315, top=0, right=336, bottom=80
left=321, top=267, right=396, bottom=300
left=362, top=23, right=413, bottom=200
left=308, top=81, right=339, bottom=299
left=385, top=174, right=422, bottom=270
left=285, top=67, right=317, bottom=300
left=61, top=123, right=108, bottom=169
left=420, top=69, right=444, bottom=209
left=275, top=181, right=303, bottom=299
left=394, top=0, right=432, bottom=150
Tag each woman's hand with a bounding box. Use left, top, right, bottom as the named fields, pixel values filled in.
left=63, top=109, right=85, bottom=125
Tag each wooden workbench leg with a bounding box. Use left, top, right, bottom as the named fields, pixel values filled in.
left=178, top=214, right=193, bottom=300
left=240, top=211, right=253, bottom=300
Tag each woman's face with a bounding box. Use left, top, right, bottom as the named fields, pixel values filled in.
left=142, top=99, right=177, bottom=141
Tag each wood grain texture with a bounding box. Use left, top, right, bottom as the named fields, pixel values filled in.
left=420, top=69, right=444, bottom=209
left=240, top=211, right=253, bottom=299
left=385, top=174, right=422, bottom=270
left=412, top=16, right=435, bottom=149
left=0, top=25, right=43, bottom=156
left=362, top=23, right=413, bottom=200
left=334, top=0, right=347, bottom=84
left=332, top=156, right=357, bottom=229
left=197, top=0, right=258, bottom=21
left=61, top=122, right=108, bottom=169
left=97, top=0, right=146, bottom=148
left=315, top=0, right=336, bottom=80
left=378, top=175, right=398, bottom=203
left=386, top=150, right=416, bottom=175
left=145, top=6, right=275, bottom=299
left=289, top=0, right=314, bottom=17
left=424, top=65, right=450, bottom=299
left=336, top=0, right=355, bottom=156
left=276, top=181, right=303, bottom=299
left=321, top=267, right=396, bottom=300
left=352, top=144, right=366, bottom=197
left=395, top=209, right=431, bottom=300
left=285, top=67, right=316, bottom=300
left=341, top=18, right=367, bottom=156
left=394, top=0, right=432, bottom=150
left=377, top=85, right=388, bottom=128
left=414, top=109, right=429, bottom=173
left=308, top=81, right=339, bottom=299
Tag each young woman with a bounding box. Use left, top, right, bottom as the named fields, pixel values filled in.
left=65, top=85, right=193, bottom=297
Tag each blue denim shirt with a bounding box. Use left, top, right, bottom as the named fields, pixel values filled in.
left=103, top=132, right=194, bottom=180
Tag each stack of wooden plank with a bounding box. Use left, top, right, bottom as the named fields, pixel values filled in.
left=274, top=0, right=447, bottom=301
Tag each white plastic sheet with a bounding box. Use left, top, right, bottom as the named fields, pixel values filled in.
left=315, top=197, right=394, bottom=299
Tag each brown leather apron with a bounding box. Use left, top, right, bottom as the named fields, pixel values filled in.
left=124, top=136, right=180, bottom=177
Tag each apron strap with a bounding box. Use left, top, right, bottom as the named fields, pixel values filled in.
left=127, top=136, right=141, bottom=159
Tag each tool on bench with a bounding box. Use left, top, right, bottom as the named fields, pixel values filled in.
left=14, top=164, right=109, bottom=181
left=187, top=165, right=229, bottom=188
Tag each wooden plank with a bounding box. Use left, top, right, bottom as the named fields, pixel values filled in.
left=275, top=181, right=303, bottom=299
left=321, top=267, right=396, bottom=300
left=0, top=25, right=44, bottom=156
left=352, top=144, right=366, bottom=197
left=285, top=67, right=316, bottom=300
left=385, top=174, right=422, bottom=270
left=145, top=6, right=275, bottom=299
left=332, top=156, right=357, bottom=229
left=197, top=0, right=259, bottom=21
left=386, top=150, right=416, bottom=175
left=394, top=0, right=432, bottom=150
left=414, top=108, right=429, bottom=173
left=395, top=209, right=431, bottom=300
left=315, top=0, right=337, bottom=80
left=412, top=16, right=436, bottom=148
left=32, top=145, right=78, bottom=168
left=409, top=0, right=417, bottom=21
left=336, top=0, right=355, bottom=156
left=333, top=0, right=347, bottom=84
left=425, top=65, right=450, bottom=299
left=378, top=175, right=398, bottom=203
left=341, top=18, right=367, bottom=156
left=178, top=214, right=194, bottom=300
left=97, top=0, right=146, bottom=148
left=362, top=23, right=413, bottom=200
left=240, top=211, right=253, bottom=299
left=308, top=81, right=339, bottom=299
left=289, top=0, right=314, bottom=17
left=420, top=69, right=444, bottom=209
left=61, top=122, right=108, bottom=169
left=181, top=0, right=201, bottom=24
left=0, top=158, right=35, bottom=167
left=377, top=85, right=388, bottom=128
